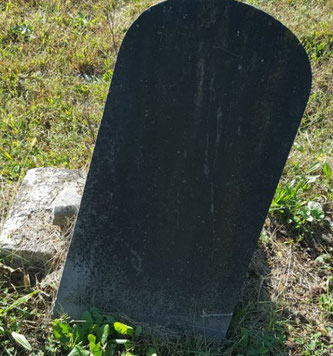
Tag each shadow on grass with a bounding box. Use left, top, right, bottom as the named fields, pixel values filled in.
left=223, top=246, right=288, bottom=356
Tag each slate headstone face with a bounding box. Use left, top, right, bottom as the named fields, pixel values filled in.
left=54, top=0, right=311, bottom=338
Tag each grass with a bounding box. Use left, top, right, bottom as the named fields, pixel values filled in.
left=0, top=0, right=332, bottom=354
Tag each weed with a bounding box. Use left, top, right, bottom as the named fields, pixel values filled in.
left=295, top=330, right=333, bottom=356
left=53, top=308, right=156, bottom=356
left=0, top=283, right=39, bottom=353
left=302, top=31, right=333, bottom=61
left=318, top=277, right=333, bottom=313
left=8, top=23, right=35, bottom=42
left=269, top=163, right=327, bottom=240
left=71, top=12, right=97, bottom=33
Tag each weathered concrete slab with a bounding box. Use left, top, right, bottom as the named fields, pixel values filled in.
left=0, top=168, right=85, bottom=266
left=54, top=0, right=311, bottom=338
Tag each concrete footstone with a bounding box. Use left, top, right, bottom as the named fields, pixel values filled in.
left=0, top=168, right=85, bottom=267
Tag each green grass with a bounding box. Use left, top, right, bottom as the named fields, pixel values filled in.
left=0, top=0, right=333, bottom=354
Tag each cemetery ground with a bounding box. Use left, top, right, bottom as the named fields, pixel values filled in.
left=0, top=0, right=332, bottom=354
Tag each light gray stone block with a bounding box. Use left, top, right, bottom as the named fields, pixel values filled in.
left=0, top=168, right=85, bottom=266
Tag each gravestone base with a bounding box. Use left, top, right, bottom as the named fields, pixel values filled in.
left=115, top=312, right=232, bottom=340
left=170, top=314, right=233, bottom=339
left=0, top=168, right=85, bottom=267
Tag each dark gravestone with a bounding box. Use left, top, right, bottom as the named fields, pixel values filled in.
left=54, top=0, right=311, bottom=338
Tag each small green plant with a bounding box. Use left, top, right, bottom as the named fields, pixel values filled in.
left=302, top=31, right=333, bottom=61
left=53, top=308, right=157, bottom=356
left=319, top=277, right=333, bottom=313
left=295, top=331, right=332, bottom=356
left=8, top=23, right=35, bottom=42
left=0, top=289, right=39, bottom=353
left=71, top=12, right=97, bottom=32
left=269, top=165, right=326, bottom=238
left=298, top=200, right=325, bottom=223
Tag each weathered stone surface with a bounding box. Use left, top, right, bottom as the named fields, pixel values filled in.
left=54, top=0, right=311, bottom=338
left=0, top=168, right=85, bottom=266
left=52, top=184, right=83, bottom=226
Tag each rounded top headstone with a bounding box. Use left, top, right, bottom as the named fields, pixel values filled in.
left=55, top=0, right=311, bottom=339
